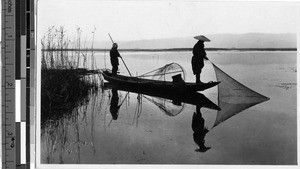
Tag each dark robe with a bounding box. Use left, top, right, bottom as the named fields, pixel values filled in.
left=192, top=105, right=210, bottom=152
left=110, top=47, right=120, bottom=75
left=191, top=41, right=208, bottom=75
left=110, top=88, right=120, bottom=120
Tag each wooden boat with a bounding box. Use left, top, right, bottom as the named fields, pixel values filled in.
left=103, top=82, right=221, bottom=111
left=101, top=70, right=220, bottom=93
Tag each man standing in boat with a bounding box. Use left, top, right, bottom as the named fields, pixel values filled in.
left=110, top=43, right=121, bottom=76
left=191, top=35, right=210, bottom=84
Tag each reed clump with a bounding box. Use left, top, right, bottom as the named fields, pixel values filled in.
left=41, top=26, right=101, bottom=125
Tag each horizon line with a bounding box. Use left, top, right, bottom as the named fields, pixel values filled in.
left=83, top=32, right=297, bottom=42
left=42, top=47, right=297, bottom=52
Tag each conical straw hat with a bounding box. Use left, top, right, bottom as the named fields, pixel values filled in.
left=194, top=35, right=210, bottom=42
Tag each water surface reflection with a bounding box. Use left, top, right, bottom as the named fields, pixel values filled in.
left=42, top=80, right=269, bottom=163
left=192, top=105, right=211, bottom=152
left=41, top=51, right=296, bottom=164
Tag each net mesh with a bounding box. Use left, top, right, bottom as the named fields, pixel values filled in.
left=140, top=62, right=185, bottom=82
left=138, top=63, right=186, bottom=116
left=212, top=63, right=269, bottom=128
left=143, top=95, right=185, bottom=117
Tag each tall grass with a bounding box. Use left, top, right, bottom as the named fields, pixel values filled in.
left=41, top=26, right=102, bottom=125
left=41, top=26, right=96, bottom=70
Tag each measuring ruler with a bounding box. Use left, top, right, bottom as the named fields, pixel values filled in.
left=2, top=0, right=35, bottom=169
left=2, top=0, right=17, bottom=168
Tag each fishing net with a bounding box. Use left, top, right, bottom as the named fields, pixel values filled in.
left=138, top=63, right=186, bottom=116
left=211, top=63, right=269, bottom=128
left=143, top=95, right=185, bottom=117
left=139, top=62, right=186, bottom=82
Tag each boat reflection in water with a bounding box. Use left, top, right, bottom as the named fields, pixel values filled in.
left=106, top=70, right=270, bottom=152
left=41, top=65, right=270, bottom=163
left=105, top=82, right=221, bottom=152
left=105, top=82, right=221, bottom=117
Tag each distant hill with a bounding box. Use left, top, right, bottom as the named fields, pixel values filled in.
left=92, top=33, right=296, bottom=49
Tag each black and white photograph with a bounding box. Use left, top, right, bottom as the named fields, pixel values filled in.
left=36, top=0, right=298, bottom=165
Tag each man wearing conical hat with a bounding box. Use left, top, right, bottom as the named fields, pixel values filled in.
left=191, top=35, right=210, bottom=84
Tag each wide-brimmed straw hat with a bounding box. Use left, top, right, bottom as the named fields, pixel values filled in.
left=194, top=35, right=210, bottom=42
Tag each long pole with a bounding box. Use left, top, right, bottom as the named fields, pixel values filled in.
left=108, top=33, right=132, bottom=77
left=108, top=33, right=114, bottom=43
left=120, top=57, right=132, bottom=77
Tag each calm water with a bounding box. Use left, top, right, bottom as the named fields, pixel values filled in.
left=41, top=51, right=297, bottom=164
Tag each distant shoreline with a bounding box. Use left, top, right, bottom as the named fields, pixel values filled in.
left=43, top=48, right=297, bottom=52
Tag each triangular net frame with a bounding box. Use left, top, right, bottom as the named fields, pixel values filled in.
left=143, top=95, right=185, bottom=117
left=137, top=63, right=186, bottom=116
left=211, top=63, right=269, bottom=128
left=139, top=62, right=186, bottom=82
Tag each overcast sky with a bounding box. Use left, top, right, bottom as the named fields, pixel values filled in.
left=38, top=0, right=299, bottom=41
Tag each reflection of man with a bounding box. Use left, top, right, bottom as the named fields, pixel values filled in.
left=110, top=88, right=120, bottom=120
left=192, top=105, right=211, bottom=152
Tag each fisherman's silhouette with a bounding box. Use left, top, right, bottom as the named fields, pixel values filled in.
left=110, top=88, right=121, bottom=120
left=192, top=105, right=211, bottom=152
left=191, top=35, right=210, bottom=84
left=110, top=43, right=121, bottom=76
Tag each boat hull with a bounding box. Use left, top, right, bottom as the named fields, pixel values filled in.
left=103, top=82, right=220, bottom=111
left=101, top=70, right=220, bottom=92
